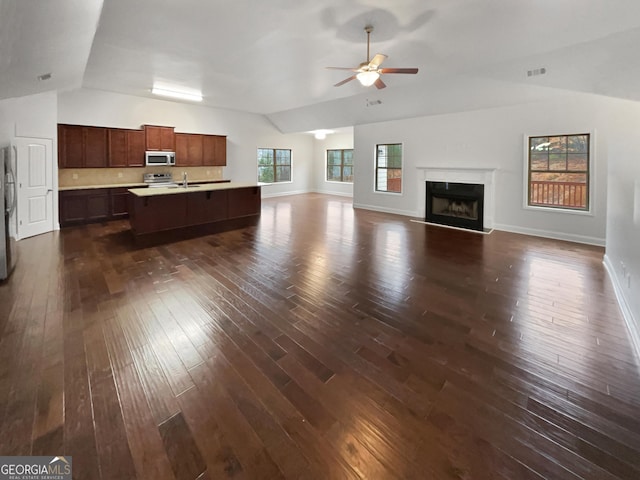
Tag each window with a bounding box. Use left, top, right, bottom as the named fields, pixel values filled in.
left=326, top=149, right=353, bottom=183
left=528, top=134, right=589, bottom=211
left=257, top=148, right=291, bottom=183
left=375, top=143, right=402, bottom=193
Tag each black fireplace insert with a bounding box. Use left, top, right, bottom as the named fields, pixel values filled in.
left=426, top=181, right=484, bottom=231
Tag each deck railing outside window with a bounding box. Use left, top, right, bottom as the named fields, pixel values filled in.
left=529, top=181, right=587, bottom=208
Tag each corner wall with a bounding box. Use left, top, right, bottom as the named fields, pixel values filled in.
left=603, top=98, right=640, bottom=361
left=353, top=93, right=623, bottom=245
left=313, top=131, right=354, bottom=197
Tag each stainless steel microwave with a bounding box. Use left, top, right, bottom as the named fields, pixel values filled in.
left=145, top=151, right=175, bottom=166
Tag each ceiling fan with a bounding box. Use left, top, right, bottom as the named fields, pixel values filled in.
left=327, top=25, right=419, bottom=89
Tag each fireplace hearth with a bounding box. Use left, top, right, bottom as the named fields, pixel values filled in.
left=426, top=181, right=484, bottom=231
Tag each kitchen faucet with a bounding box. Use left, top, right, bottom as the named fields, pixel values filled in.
left=183, top=171, right=188, bottom=188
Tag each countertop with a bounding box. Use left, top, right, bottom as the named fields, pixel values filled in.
left=128, top=181, right=259, bottom=197
left=59, top=179, right=231, bottom=191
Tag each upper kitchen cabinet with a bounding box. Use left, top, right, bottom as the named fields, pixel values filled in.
left=58, top=124, right=108, bottom=168
left=176, top=133, right=203, bottom=166
left=107, top=129, right=128, bottom=167
left=127, top=129, right=146, bottom=167
left=203, top=135, right=227, bottom=166
left=108, top=128, right=146, bottom=167
left=58, top=124, right=84, bottom=168
left=144, top=125, right=175, bottom=151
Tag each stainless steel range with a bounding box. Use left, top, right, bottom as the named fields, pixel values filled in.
left=143, top=172, right=178, bottom=188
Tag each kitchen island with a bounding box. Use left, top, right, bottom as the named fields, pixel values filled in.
left=128, top=182, right=260, bottom=243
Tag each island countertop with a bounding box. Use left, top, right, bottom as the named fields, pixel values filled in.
left=128, top=181, right=259, bottom=197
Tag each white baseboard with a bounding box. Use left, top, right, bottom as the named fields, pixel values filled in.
left=313, top=189, right=353, bottom=198
left=603, top=255, right=640, bottom=364
left=261, top=189, right=310, bottom=199
left=492, top=223, right=605, bottom=246
left=352, top=203, right=417, bottom=218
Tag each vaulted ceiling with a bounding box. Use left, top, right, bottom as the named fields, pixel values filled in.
left=2, top=0, right=640, bottom=132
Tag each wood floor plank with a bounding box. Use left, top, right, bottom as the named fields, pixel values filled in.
left=159, top=412, right=207, bottom=480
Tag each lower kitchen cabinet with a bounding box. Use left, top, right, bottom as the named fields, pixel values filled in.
left=110, top=187, right=130, bottom=219
left=59, top=187, right=131, bottom=227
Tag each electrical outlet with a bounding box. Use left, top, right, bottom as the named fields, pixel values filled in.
left=118, top=172, right=123, bottom=178
left=72, top=173, right=78, bottom=180
left=206, top=170, right=211, bottom=176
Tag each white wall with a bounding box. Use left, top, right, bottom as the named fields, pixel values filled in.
left=57, top=88, right=314, bottom=197
left=0, top=91, right=59, bottom=232
left=603, top=98, right=640, bottom=359
left=352, top=92, right=626, bottom=246
left=313, top=131, right=354, bottom=197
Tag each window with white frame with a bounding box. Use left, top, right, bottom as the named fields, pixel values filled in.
left=375, top=143, right=402, bottom=193
left=326, top=149, right=353, bottom=183
left=527, top=134, right=589, bottom=211
left=257, top=148, right=291, bottom=183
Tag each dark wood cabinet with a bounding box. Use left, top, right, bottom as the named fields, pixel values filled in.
left=145, top=125, right=175, bottom=151
left=187, top=134, right=203, bottom=166
left=176, top=133, right=204, bottom=166
left=86, top=190, right=110, bottom=221
left=129, top=194, right=188, bottom=235
left=59, top=190, right=88, bottom=225
left=108, top=129, right=128, bottom=167
left=58, top=124, right=85, bottom=168
left=127, top=129, right=145, bottom=167
left=203, top=135, right=226, bottom=166
left=59, top=187, right=132, bottom=227
left=110, top=188, right=130, bottom=219
left=186, top=190, right=228, bottom=225
left=84, top=127, right=108, bottom=168
left=175, top=133, right=188, bottom=165
left=58, top=124, right=108, bottom=168
left=108, top=128, right=145, bottom=167
left=129, top=185, right=260, bottom=238
left=228, top=187, right=261, bottom=218
left=60, top=124, right=224, bottom=168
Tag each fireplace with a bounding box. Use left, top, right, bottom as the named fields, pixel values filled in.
left=426, top=181, right=484, bottom=231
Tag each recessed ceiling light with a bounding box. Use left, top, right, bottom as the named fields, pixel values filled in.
left=151, top=87, right=202, bottom=102
left=37, top=73, right=52, bottom=81
left=310, top=129, right=334, bottom=140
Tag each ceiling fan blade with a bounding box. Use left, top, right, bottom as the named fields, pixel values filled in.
left=374, top=77, right=386, bottom=89
left=326, top=66, right=359, bottom=71
left=334, top=75, right=357, bottom=87
left=379, top=67, right=419, bottom=74
left=369, top=53, right=388, bottom=68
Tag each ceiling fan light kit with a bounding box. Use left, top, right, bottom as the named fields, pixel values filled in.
left=328, top=25, right=418, bottom=89
left=356, top=70, right=380, bottom=87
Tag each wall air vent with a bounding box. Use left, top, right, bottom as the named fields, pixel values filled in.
left=37, top=73, right=52, bottom=81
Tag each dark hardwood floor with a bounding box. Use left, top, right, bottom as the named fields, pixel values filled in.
left=1, top=193, right=639, bottom=479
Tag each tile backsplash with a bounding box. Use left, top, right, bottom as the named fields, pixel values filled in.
left=59, top=166, right=224, bottom=187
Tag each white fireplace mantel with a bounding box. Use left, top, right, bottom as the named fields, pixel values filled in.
left=416, top=166, right=498, bottom=228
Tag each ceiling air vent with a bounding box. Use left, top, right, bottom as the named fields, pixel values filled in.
left=527, top=67, right=546, bottom=77
left=37, top=73, right=52, bottom=81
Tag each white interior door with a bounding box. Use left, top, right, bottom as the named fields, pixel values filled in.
left=15, top=137, right=54, bottom=239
